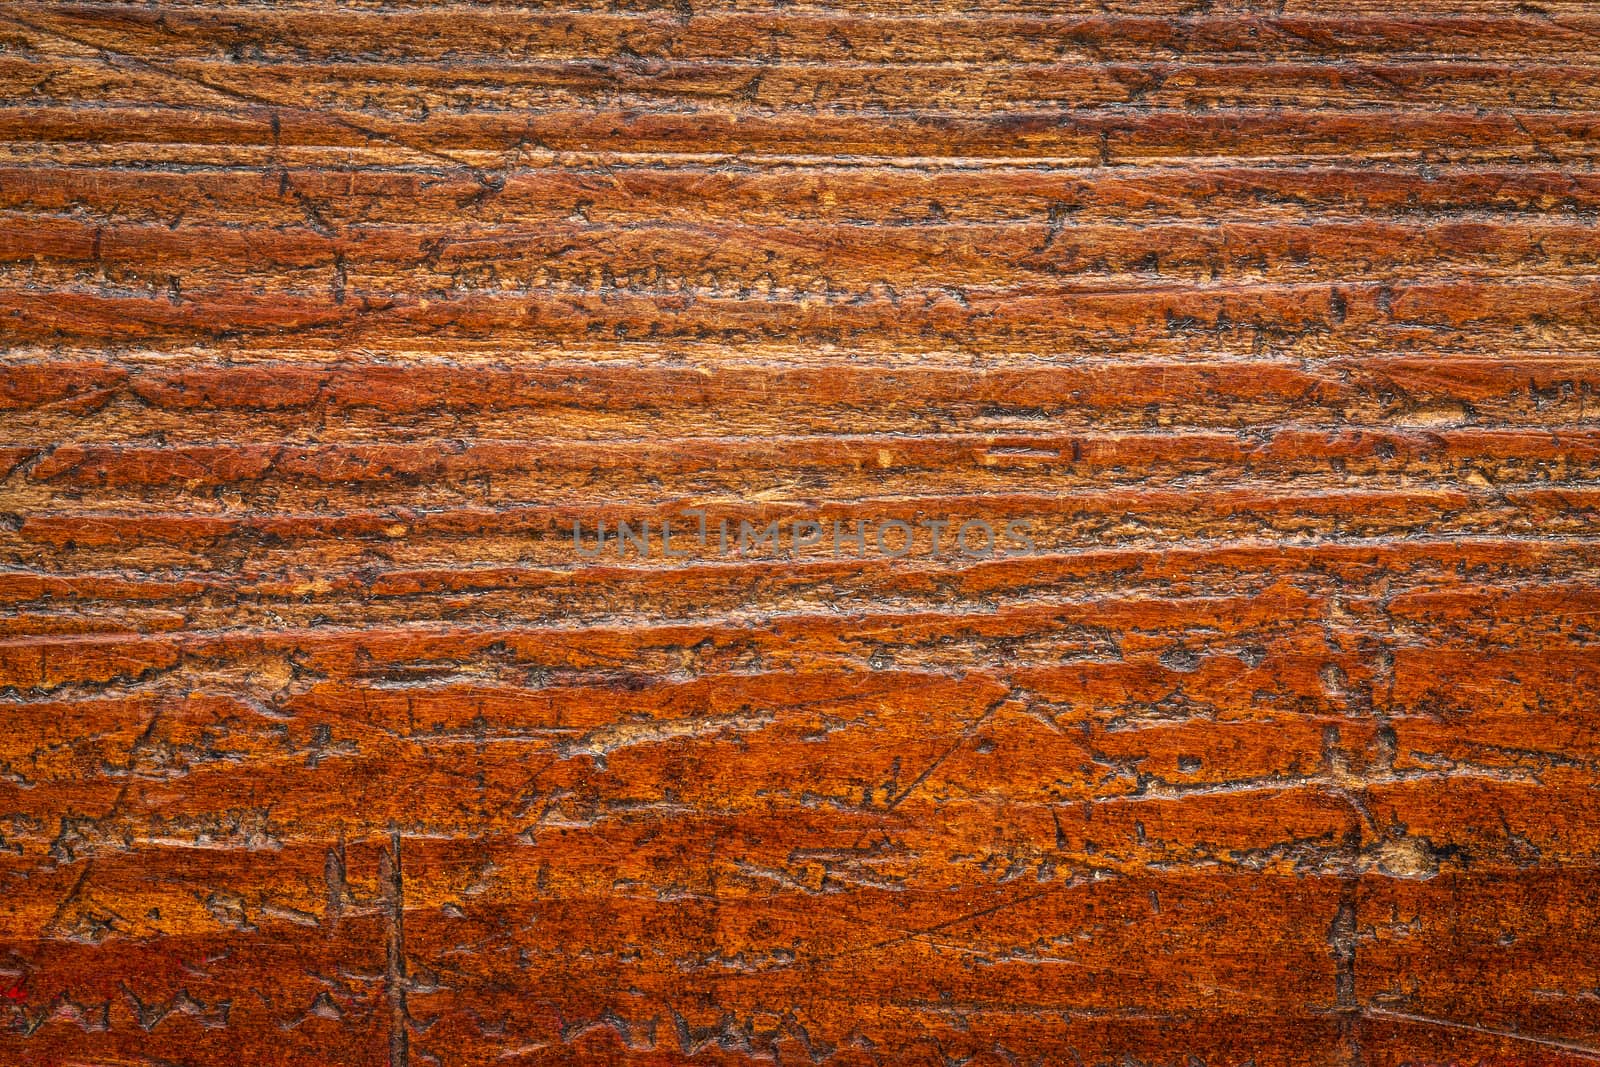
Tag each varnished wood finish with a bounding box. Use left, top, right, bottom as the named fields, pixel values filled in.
left=3, top=3, right=1600, bottom=1064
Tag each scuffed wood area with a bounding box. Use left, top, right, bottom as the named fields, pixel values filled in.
left=2, top=2, right=1599, bottom=1064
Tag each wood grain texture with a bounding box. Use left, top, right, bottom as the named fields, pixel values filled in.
left=2, top=2, right=1599, bottom=1064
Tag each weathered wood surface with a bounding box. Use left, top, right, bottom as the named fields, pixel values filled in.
left=2, top=2, right=1600, bottom=1064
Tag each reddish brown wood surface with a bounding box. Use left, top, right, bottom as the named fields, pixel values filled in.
left=3, top=3, right=1600, bottom=1065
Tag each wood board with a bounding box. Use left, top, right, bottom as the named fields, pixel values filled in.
left=2, top=3, right=1600, bottom=1064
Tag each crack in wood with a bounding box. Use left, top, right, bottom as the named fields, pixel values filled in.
left=380, top=828, right=409, bottom=1067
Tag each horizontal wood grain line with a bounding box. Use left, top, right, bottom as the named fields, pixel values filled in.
left=17, top=55, right=1600, bottom=79
left=14, top=8, right=1600, bottom=64
left=6, top=643, right=1589, bottom=735
left=23, top=0, right=1600, bottom=14
left=6, top=104, right=1600, bottom=161
left=6, top=144, right=1592, bottom=172
left=7, top=482, right=1598, bottom=545
left=7, top=627, right=1592, bottom=720
left=0, top=579, right=1591, bottom=684
left=0, top=762, right=1592, bottom=900
left=1, top=569, right=1591, bottom=640
left=13, top=57, right=1600, bottom=115
left=29, top=475, right=1594, bottom=523
left=7, top=165, right=1599, bottom=227
left=0, top=767, right=1585, bottom=876
left=6, top=536, right=1594, bottom=607
left=10, top=428, right=1597, bottom=487
left=6, top=273, right=1594, bottom=316
left=9, top=216, right=1600, bottom=293
left=3, top=277, right=1598, bottom=350
left=4, top=355, right=1592, bottom=414
left=1, top=700, right=1587, bottom=820
left=3, top=462, right=1593, bottom=531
